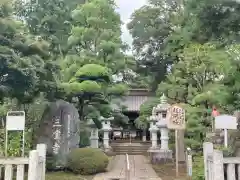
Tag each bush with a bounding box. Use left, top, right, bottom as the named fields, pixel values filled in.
left=67, top=148, right=109, bottom=175
left=193, top=156, right=204, bottom=180
left=215, top=145, right=234, bottom=157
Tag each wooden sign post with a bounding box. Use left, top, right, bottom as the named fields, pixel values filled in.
left=167, top=105, right=186, bottom=177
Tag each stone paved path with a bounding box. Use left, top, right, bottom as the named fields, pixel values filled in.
left=93, top=155, right=161, bottom=180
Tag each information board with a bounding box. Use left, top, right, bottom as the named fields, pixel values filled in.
left=6, top=111, right=25, bottom=131
left=167, top=105, right=186, bottom=130
left=215, top=115, right=237, bottom=130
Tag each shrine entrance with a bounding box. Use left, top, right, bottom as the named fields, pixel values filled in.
left=110, top=88, right=153, bottom=143
left=111, top=112, right=150, bottom=143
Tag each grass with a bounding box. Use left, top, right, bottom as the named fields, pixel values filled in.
left=46, top=172, right=94, bottom=180
left=152, top=163, right=187, bottom=180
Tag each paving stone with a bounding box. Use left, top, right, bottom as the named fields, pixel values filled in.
left=93, top=155, right=162, bottom=180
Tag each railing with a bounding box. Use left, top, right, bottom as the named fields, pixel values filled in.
left=0, top=144, right=46, bottom=180
left=125, top=154, right=130, bottom=180
left=204, top=142, right=240, bottom=180
left=223, top=157, right=240, bottom=180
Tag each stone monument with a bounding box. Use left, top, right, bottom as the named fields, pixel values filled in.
left=100, top=116, right=113, bottom=152
left=87, top=119, right=99, bottom=148
left=36, top=100, right=80, bottom=167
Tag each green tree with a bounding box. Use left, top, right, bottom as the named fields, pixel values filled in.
left=135, top=98, right=159, bottom=130
left=58, top=0, right=130, bottom=129
left=183, top=0, right=240, bottom=44
left=14, top=0, right=85, bottom=59
left=64, top=0, right=130, bottom=81
left=0, top=0, right=62, bottom=154
left=127, top=0, right=179, bottom=91
left=157, top=43, right=233, bottom=150
left=61, top=64, right=128, bottom=129
left=0, top=0, right=58, bottom=103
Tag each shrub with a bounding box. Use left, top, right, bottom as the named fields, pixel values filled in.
left=193, top=156, right=204, bottom=180
left=67, top=148, right=109, bottom=175
left=215, top=145, right=234, bottom=157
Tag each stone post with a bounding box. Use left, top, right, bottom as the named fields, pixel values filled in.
left=142, top=129, right=146, bottom=142
left=90, top=128, right=99, bottom=148
left=203, top=142, right=214, bottom=180
left=150, top=126, right=158, bottom=148
left=148, top=114, right=159, bottom=150
left=100, top=116, right=114, bottom=152
left=160, top=127, right=169, bottom=150
left=103, top=130, right=109, bottom=148
left=87, top=119, right=99, bottom=148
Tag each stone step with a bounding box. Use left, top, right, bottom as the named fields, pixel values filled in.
left=113, top=149, right=148, bottom=153
left=112, top=146, right=149, bottom=150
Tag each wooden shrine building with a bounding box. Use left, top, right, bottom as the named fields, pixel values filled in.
left=112, top=89, right=153, bottom=141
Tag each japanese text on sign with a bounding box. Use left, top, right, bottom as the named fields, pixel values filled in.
left=167, top=105, right=186, bottom=129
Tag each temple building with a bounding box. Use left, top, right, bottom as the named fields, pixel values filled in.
left=112, top=89, right=153, bottom=141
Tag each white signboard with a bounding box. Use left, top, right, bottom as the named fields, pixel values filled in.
left=215, top=115, right=237, bottom=130
left=6, top=111, right=25, bottom=131
left=167, top=105, right=186, bottom=130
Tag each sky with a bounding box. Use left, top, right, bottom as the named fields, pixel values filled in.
left=115, top=0, right=146, bottom=46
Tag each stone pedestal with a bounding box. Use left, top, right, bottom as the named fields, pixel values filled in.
left=151, top=150, right=173, bottom=164
left=103, top=131, right=110, bottom=149
left=148, top=126, right=159, bottom=152
left=156, top=126, right=172, bottom=162
left=100, top=116, right=114, bottom=152
left=160, top=127, right=169, bottom=150
left=90, top=128, right=99, bottom=148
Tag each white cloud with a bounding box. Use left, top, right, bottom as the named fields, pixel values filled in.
left=115, top=0, right=147, bottom=46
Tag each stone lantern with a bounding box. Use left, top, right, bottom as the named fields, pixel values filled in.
left=100, top=116, right=113, bottom=151
left=87, top=119, right=99, bottom=148
left=155, top=94, right=172, bottom=160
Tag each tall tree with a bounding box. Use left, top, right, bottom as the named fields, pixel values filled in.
left=63, top=0, right=131, bottom=82
left=59, top=0, right=129, bottom=128
left=183, top=0, right=240, bottom=44
left=127, top=0, right=179, bottom=91
left=0, top=0, right=56, bottom=103
left=157, top=43, right=233, bottom=149
left=14, top=0, right=85, bottom=59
